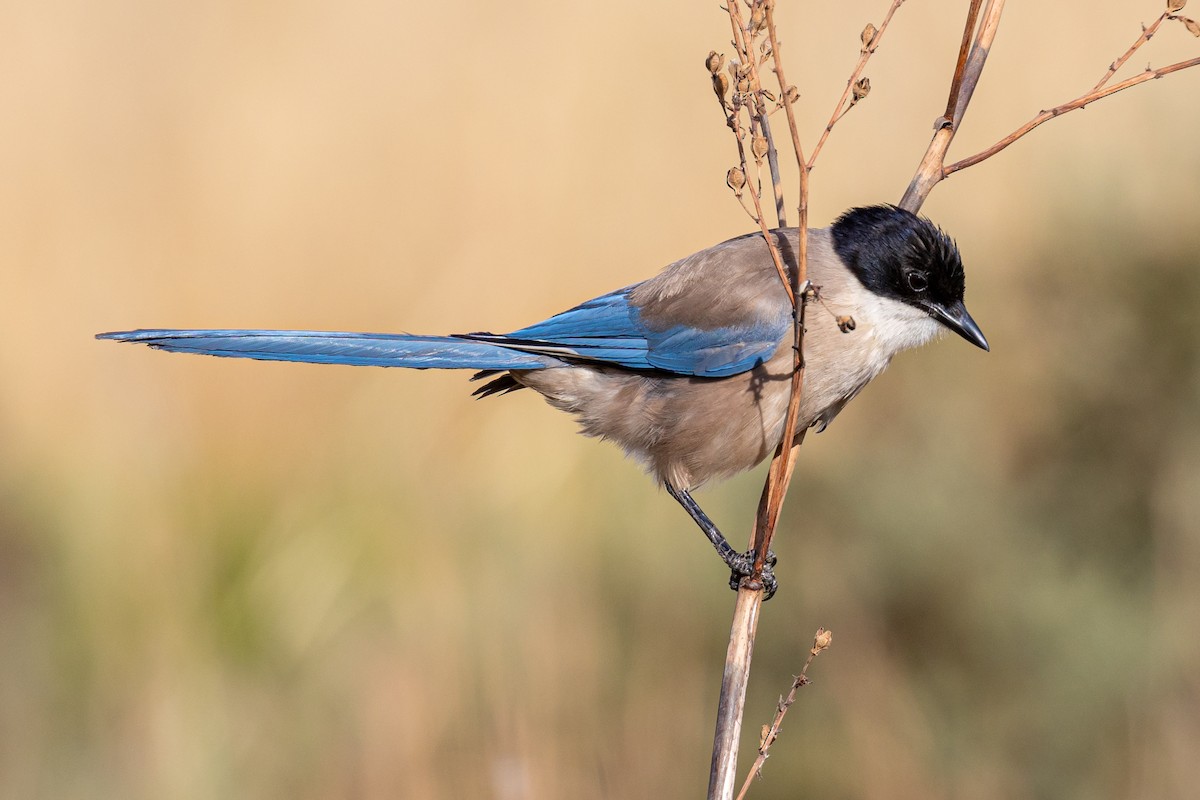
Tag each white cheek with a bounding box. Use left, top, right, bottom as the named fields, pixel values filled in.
left=864, top=295, right=943, bottom=354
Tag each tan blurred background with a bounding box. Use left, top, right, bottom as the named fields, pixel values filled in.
left=2, top=0, right=1199, bottom=797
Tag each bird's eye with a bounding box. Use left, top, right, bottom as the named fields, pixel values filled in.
left=906, top=271, right=928, bottom=292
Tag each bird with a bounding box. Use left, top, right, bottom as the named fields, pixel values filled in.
left=98, top=204, right=988, bottom=597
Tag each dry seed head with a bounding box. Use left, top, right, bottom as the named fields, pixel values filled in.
left=737, top=76, right=751, bottom=93
left=861, top=23, right=878, bottom=52
left=813, top=628, right=833, bottom=653
left=1168, top=0, right=1186, bottom=12
left=713, top=72, right=731, bottom=100
left=749, top=6, right=765, bottom=32
left=726, top=166, right=746, bottom=191
left=705, top=50, right=725, bottom=75
left=752, top=135, right=768, bottom=160
left=852, top=77, right=871, bottom=103
left=784, top=85, right=800, bottom=104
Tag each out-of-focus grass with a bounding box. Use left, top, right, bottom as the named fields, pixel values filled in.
left=2, top=1, right=1199, bottom=798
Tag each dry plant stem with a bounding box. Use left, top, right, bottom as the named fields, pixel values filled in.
left=709, top=3, right=810, bottom=797
left=756, top=2, right=808, bottom=573
left=733, top=630, right=830, bottom=800
left=708, top=587, right=763, bottom=800
left=1094, top=12, right=1169, bottom=91
left=946, top=55, right=1200, bottom=174
left=760, top=113, right=788, bottom=227
left=898, top=0, right=1006, bottom=212
left=807, top=0, right=906, bottom=169
left=943, top=0, right=984, bottom=124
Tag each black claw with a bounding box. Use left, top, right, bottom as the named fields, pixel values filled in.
left=727, top=548, right=779, bottom=600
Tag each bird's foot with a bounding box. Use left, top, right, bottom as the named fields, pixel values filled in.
left=727, top=549, right=778, bottom=600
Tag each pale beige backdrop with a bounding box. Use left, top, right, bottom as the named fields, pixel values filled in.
left=2, top=1, right=1198, bottom=798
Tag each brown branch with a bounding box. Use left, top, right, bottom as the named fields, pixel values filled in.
left=946, top=56, right=1200, bottom=175
left=808, top=0, right=907, bottom=170
left=756, top=0, right=809, bottom=575
left=709, top=2, right=812, bottom=798
left=734, top=629, right=833, bottom=800
left=1094, top=12, right=1170, bottom=92
left=709, top=586, right=764, bottom=799
left=760, top=112, right=788, bottom=227
left=898, top=0, right=1007, bottom=212
left=942, top=0, right=984, bottom=126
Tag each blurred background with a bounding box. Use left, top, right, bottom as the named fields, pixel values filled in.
left=2, top=0, right=1198, bottom=797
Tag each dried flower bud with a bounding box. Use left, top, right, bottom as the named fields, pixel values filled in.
left=752, top=135, right=769, bottom=159
left=1183, top=16, right=1200, bottom=35
left=705, top=50, right=725, bottom=75
left=760, top=88, right=776, bottom=103
left=713, top=72, right=731, bottom=100
left=1168, top=0, right=1187, bottom=12
left=861, top=23, right=878, bottom=52
left=726, top=166, right=746, bottom=191
left=749, top=6, right=765, bottom=32
left=736, top=76, right=751, bottom=93
left=836, top=315, right=857, bottom=333
left=812, top=628, right=833, bottom=653
left=784, top=85, right=800, bottom=104
left=852, top=77, right=871, bottom=103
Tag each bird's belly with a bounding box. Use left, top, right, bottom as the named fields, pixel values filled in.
left=516, top=336, right=880, bottom=490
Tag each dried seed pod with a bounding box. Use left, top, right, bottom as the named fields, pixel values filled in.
left=1168, top=0, right=1186, bottom=12
left=705, top=50, right=724, bottom=75
left=736, top=76, right=751, bottom=93
left=713, top=72, right=731, bottom=100
left=749, top=6, right=765, bottom=32
left=752, top=135, right=769, bottom=159
left=760, top=88, right=776, bottom=102
left=813, top=628, right=833, bottom=653
left=1183, top=16, right=1200, bottom=35
left=726, top=166, right=747, bottom=191
left=861, top=23, right=878, bottom=51
left=852, top=77, right=871, bottom=103
left=784, top=85, right=800, bottom=104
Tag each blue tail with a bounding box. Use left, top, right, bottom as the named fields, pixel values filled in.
left=96, top=329, right=555, bottom=370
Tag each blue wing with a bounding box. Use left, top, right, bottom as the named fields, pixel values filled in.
left=468, top=287, right=788, bottom=378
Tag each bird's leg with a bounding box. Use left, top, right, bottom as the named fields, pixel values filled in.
left=664, top=483, right=777, bottom=599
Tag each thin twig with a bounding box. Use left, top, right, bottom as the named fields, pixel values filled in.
left=946, top=56, right=1200, bottom=175
left=733, top=629, right=833, bottom=800
left=808, top=0, right=907, bottom=169
left=942, top=0, right=984, bottom=126
left=709, top=3, right=811, bottom=797
left=898, top=0, right=1007, bottom=212
left=1094, top=12, right=1170, bottom=91
left=760, top=113, right=788, bottom=227
left=755, top=0, right=809, bottom=577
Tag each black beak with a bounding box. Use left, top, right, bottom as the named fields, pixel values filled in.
left=929, top=301, right=989, bottom=351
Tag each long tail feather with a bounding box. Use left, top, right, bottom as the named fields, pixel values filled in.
left=96, top=329, right=554, bottom=370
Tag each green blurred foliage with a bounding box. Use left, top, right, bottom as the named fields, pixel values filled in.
left=2, top=1, right=1199, bottom=798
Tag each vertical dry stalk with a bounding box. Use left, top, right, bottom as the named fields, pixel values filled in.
left=708, top=3, right=810, bottom=797
left=903, top=0, right=1200, bottom=207
left=899, top=0, right=1007, bottom=213
left=733, top=629, right=832, bottom=800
